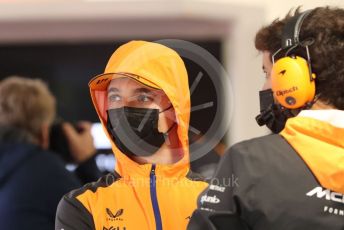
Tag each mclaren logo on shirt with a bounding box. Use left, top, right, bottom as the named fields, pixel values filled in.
left=103, top=227, right=126, bottom=230
left=306, top=186, right=344, bottom=204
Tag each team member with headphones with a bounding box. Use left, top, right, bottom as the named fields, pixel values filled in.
left=255, top=10, right=317, bottom=134
left=188, top=6, right=344, bottom=230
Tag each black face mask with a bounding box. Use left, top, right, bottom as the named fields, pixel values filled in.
left=255, top=89, right=294, bottom=134
left=106, top=106, right=174, bottom=157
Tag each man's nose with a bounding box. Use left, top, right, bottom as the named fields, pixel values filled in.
left=262, top=79, right=272, bottom=91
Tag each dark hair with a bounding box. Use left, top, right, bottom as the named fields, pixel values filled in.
left=255, top=6, right=344, bottom=109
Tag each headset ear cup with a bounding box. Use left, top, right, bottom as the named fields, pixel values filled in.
left=271, top=56, right=316, bottom=109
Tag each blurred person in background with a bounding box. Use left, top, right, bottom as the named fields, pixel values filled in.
left=0, top=76, right=101, bottom=230
left=56, top=40, right=209, bottom=230
left=188, top=6, right=344, bottom=230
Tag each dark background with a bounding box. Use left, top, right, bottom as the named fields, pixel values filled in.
left=0, top=40, right=221, bottom=139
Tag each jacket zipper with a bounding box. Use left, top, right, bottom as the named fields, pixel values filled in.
left=150, top=164, right=163, bottom=230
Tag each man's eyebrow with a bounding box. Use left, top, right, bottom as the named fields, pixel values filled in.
left=133, top=88, right=154, bottom=94
left=108, top=87, right=120, bottom=93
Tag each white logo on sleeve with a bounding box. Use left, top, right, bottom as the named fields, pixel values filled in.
left=200, top=195, right=221, bottom=204
left=306, top=186, right=344, bottom=217
left=306, top=186, right=344, bottom=204
left=209, top=185, right=226, bottom=193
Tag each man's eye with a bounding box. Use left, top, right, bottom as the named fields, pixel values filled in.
left=109, top=94, right=121, bottom=102
left=137, top=94, right=153, bottom=102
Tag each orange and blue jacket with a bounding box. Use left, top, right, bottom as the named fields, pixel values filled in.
left=55, top=41, right=208, bottom=230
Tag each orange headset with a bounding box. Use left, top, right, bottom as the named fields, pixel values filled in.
left=271, top=10, right=316, bottom=109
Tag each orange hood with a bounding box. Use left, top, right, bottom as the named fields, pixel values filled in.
left=281, top=110, right=344, bottom=193
left=88, top=40, right=191, bottom=178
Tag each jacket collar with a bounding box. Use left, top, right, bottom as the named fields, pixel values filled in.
left=298, top=109, right=344, bottom=128
left=281, top=109, right=344, bottom=193
left=115, top=151, right=190, bottom=180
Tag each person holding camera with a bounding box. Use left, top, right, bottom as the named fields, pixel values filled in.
left=0, top=76, right=101, bottom=230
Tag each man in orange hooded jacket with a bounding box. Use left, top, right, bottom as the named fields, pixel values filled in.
left=55, top=41, right=208, bottom=230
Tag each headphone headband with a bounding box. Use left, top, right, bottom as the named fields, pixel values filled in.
left=281, top=9, right=313, bottom=49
